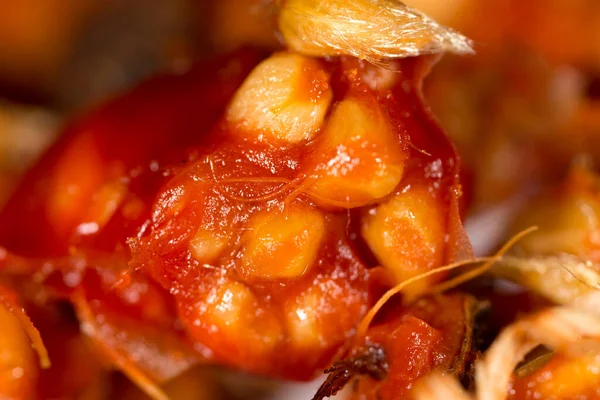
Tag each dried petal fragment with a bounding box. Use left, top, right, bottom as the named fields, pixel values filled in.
left=413, top=292, right=600, bottom=400
left=493, top=255, right=600, bottom=305
left=278, top=0, right=473, bottom=65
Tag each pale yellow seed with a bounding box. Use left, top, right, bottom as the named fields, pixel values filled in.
left=226, top=52, right=332, bottom=144
left=285, top=291, right=323, bottom=348
left=307, top=96, right=407, bottom=207
left=362, top=186, right=445, bottom=293
left=189, top=229, right=230, bottom=264
left=210, top=281, right=254, bottom=328
left=208, top=281, right=282, bottom=352
left=239, top=206, right=325, bottom=279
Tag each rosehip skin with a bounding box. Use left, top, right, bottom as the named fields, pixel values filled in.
left=0, top=49, right=470, bottom=380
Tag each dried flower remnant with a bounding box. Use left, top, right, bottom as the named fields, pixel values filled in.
left=508, top=166, right=600, bottom=261
left=313, top=294, right=481, bottom=400
left=312, top=345, right=388, bottom=400
left=493, top=255, right=600, bottom=305
left=412, top=292, right=600, bottom=400
left=490, top=166, right=600, bottom=305
left=278, top=0, right=474, bottom=65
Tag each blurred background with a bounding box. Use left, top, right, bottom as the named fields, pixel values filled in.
left=1, top=0, right=600, bottom=398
